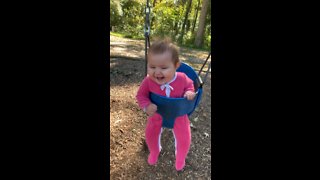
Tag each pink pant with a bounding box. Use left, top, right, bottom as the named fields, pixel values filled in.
left=145, top=113, right=191, bottom=163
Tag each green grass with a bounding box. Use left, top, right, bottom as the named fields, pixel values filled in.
left=110, top=31, right=210, bottom=51
left=179, top=44, right=210, bottom=52
left=110, top=31, right=144, bottom=40
left=110, top=32, right=125, bottom=37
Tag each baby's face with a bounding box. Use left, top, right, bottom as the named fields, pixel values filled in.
left=147, top=51, right=178, bottom=85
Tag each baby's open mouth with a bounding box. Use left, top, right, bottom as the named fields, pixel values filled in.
left=156, top=77, right=165, bottom=81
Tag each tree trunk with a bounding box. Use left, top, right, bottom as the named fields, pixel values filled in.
left=186, top=19, right=191, bottom=33
left=195, top=0, right=209, bottom=47
left=153, top=0, right=157, bottom=7
left=192, top=0, right=201, bottom=33
left=179, top=0, right=192, bottom=44
left=174, top=0, right=187, bottom=40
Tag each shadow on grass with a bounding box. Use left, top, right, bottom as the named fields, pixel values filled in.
left=110, top=57, right=146, bottom=87
left=110, top=56, right=211, bottom=87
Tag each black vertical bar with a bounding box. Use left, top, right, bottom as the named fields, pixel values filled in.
left=145, top=37, right=148, bottom=77
left=144, top=0, right=150, bottom=77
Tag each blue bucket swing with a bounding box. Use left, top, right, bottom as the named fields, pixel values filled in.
left=148, top=56, right=211, bottom=129
left=143, top=0, right=211, bottom=129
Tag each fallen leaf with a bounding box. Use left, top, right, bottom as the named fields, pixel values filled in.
left=194, top=117, right=199, bottom=122
left=190, top=123, right=196, bottom=129
left=204, top=132, right=209, bottom=138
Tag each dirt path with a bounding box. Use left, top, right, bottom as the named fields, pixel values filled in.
left=110, top=36, right=211, bottom=70
left=110, top=35, right=212, bottom=179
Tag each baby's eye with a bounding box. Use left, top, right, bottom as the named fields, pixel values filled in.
left=161, top=67, right=168, bottom=69
left=150, top=66, right=156, bottom=69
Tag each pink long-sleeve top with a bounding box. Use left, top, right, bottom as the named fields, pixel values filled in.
left=136, top=72, right=195, bottom=110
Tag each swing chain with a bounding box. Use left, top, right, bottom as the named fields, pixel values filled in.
left=144, top=0, right=151, bottom=77
left=144, top=2, right=151, bottom=37
left=198, top=52, right=211, bottom=87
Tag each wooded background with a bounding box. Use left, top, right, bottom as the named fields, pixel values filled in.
left=110, top=0, right=211, bottom=50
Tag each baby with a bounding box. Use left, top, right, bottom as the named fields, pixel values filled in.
left=136, top=39, right=196, bottom=171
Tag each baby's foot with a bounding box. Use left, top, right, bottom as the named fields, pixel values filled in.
left=148, top=151, right=160, bottom=165
left=175, top=159, right=186, bottom=171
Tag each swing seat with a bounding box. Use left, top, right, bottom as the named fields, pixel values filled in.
left=150, top=62, right=203, bottom=129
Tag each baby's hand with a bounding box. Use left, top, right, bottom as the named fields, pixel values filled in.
left=145, top=103, right=157, bottom=116
left=184, top=91, right=196, bottom=100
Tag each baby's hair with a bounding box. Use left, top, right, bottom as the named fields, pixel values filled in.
left=148, top=38, right=180, bottom=66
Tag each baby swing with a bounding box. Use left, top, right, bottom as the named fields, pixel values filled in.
left=144, top=0, right=211, bottom=128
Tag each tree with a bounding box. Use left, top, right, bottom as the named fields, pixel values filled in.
left=191, top=0, right=201, bottom=33
left=194, top=0, right=209, bottom=47
left=110, top=0, right=123, bottom=29
left=178, top=0, right=192, bottom=44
